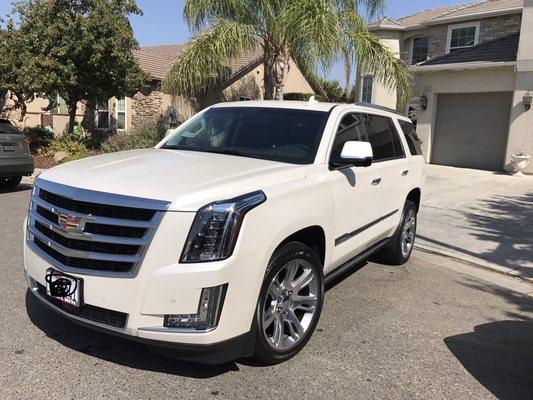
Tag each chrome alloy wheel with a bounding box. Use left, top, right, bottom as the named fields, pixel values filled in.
left=401, top=208, right=416, bottom=257
left=262, top=259, right=319, bottom=351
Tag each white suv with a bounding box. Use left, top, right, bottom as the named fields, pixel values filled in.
left=24, top=101, right=424, bottom=364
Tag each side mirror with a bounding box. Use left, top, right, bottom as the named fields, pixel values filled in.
left=331, top=141, right=373, bottom=168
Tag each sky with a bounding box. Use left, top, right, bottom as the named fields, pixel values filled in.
left=0, top=0, right=463, bottom=85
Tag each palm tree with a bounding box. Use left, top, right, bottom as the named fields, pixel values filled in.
left=164, top=0, right=412, bottom=104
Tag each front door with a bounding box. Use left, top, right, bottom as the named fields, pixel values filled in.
left=328, top=112, right=383, bottom=272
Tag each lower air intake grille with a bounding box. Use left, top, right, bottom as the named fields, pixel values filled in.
left=36, top=282, right=127, bottom=328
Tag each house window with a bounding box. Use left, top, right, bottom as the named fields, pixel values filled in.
left=411, top=37, right=429, bottom=64
left=116, top=97, right=126, bottom=130
left=447, top=23, right=479, bottom=53
left=239, top=96, right=251, bottom=101
left=360, top=76, right=373, bottom=103
left=96, top=100, right=109, bottom=129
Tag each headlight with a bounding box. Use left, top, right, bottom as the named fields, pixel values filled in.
left=180, top=191, right=266, bottom=263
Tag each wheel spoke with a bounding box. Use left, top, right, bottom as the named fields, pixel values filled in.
left=291, top=267, right=313, bottom=292
left=282, top=261, right=299, bottom=287
left=263, top=307, right=276, bottom=329
left=404, top=217, right=415, bottom=229
left=268, top=278, right=283, bottom=298
left=272, top=314, right=284, bottom=348
left=292, top=295, right=317, bottom=312
left=285, top=309, right=304, bottom=339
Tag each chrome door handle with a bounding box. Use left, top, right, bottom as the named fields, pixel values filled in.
left=401, top=169, right=409, bottom=176
left=371, top=177, right=381, bottom=185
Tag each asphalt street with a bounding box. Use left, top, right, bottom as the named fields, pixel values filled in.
left=1, top=184, right=532, bottom=400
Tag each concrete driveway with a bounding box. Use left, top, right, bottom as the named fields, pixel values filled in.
left=417, top=165, right=533, bottom=281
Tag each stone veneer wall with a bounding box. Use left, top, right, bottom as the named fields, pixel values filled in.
left=130, top=81, right=165, bottom=132
left=402, top=14, right=523, bottom=63
left=479, top=14, right=522, bottom=42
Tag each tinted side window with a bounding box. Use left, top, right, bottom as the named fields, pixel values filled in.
left=331, top=113, right=367, bottom=159
left=365, top=114, right=396, bottom=161
left=399, top=120, right=423, bottom=156
left=388, top=120, right=405, bottom=158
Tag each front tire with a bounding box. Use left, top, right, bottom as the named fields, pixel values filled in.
left=380, top=200, right=417, bottom=265
left=252, top=242, right=324, bottom=365
left=0, top=175, right=22, bottom=189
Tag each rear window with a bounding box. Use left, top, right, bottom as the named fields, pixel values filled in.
left=365, top=114, right=404, bottom=161
left=399, top=120, right=423, bottom=156
left=0, top=122, right=20, bottom=135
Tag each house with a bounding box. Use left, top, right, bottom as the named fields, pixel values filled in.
left=357, top=0, right=533, bottom=173
left=0, top=45, right=316, bottom=134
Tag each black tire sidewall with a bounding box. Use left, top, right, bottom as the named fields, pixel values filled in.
left=252, top=241, right=324, bottom=365
left=397, top=200, right=417, bottom=263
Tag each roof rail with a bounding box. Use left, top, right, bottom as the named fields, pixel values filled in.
left=353, top=102, right=406, bottom=117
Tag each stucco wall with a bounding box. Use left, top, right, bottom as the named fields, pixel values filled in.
left=357, top=31, right=400, bottom=109
left=506, top=0, right=533, bottom=173
left=0, top=95, right=85, bottom=133
left=414, top=67, right=517, bottom=165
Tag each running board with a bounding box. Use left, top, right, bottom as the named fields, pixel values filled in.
left=324, top=238, right=390, bottom=285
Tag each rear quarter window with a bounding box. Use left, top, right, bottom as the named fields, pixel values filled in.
left=398, top=120, right=423, bottom=156
left=0, top=122, right=21, bottom=135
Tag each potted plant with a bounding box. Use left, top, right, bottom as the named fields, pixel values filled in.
left=510, top=151, right=531, bottom=177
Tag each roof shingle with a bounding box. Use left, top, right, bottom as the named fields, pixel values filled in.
left=368, top=0, right=523, bottom=30
left=420, top=32, right=520, bottom=65
left=133, top=44, right=264, bottom=82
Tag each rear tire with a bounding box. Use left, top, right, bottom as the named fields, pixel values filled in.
left=252, top=242, right=324, bottom=365
left=380, top=200, right=417, bottom=265
left=0, top=176, right=22, bottom=189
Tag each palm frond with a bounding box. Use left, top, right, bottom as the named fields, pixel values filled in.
left=163, top=19, right=259, bottom=95
left=184, top=0, right=257, bottom=32
left=342, top=12, right=412, bottom=106
left=279, top=0, right=343, bottom=70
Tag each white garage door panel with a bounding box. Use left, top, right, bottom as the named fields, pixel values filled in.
left=432, top=93, right=512, bottom=171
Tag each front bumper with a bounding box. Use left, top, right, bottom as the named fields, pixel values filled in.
left=23, top=210, right=269, bottom=363
left=0, top=156, right=34, bottom=177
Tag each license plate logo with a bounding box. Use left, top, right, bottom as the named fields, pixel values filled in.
left=45, top=269, right=82, bottom=307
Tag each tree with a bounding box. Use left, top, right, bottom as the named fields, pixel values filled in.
left=0, top=0, right=146, bottom=133
left=318, top=78, right=345, bottom=102
left=164, top=0, right=412, bottom=104
left=0, top=19, right=39, bottom=120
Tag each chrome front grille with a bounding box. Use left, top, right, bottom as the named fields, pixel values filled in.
left=27, top=180, right=170, bottom=277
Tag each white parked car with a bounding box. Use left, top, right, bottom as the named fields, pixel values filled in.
left=24, top=101, right=424, bottom=364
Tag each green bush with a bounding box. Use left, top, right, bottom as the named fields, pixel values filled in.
left=44, top=135, right=89, bottom=161
left=23, top=126, right=54, bottom=153
left=101, top=121, right=166, bottom=153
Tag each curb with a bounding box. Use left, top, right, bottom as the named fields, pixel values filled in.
left=414, top=242, right=533, bottom=284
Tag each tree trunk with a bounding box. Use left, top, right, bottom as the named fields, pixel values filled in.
left=263, top=44, right=290, bottom=100
left=67, top=101, right=77, bottom=134
left=343, top=50, right=351, bottom=101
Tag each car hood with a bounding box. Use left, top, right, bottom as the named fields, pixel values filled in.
left=37, top=148, right=308, bottom=211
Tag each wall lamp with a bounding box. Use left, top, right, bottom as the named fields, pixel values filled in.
left=523, top=92, right=532, bottom=111
left=419, top=94, right=428, bottom=111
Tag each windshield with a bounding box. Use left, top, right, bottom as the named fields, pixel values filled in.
left=161, top=107, right=329, bottom=164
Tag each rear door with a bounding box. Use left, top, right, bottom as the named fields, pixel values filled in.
left=328, top=112, right=383, bottom=269
left=363, top=113, right=408, bottom=236
left=0, top=122, right=29, bottom=160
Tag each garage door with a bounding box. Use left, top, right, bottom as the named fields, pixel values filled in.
left=432, top=92, right=512, bottom=171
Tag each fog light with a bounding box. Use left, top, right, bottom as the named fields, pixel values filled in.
left=164, top=284, right=228, bottom=330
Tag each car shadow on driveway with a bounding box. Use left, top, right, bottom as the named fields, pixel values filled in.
left=0, top=183, right=33, bottom=194
left=445, top=277, right=533, bottom=400
left=444, top=320, right=533, bottom=400
left=25, top=290, right=240, bottom=378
